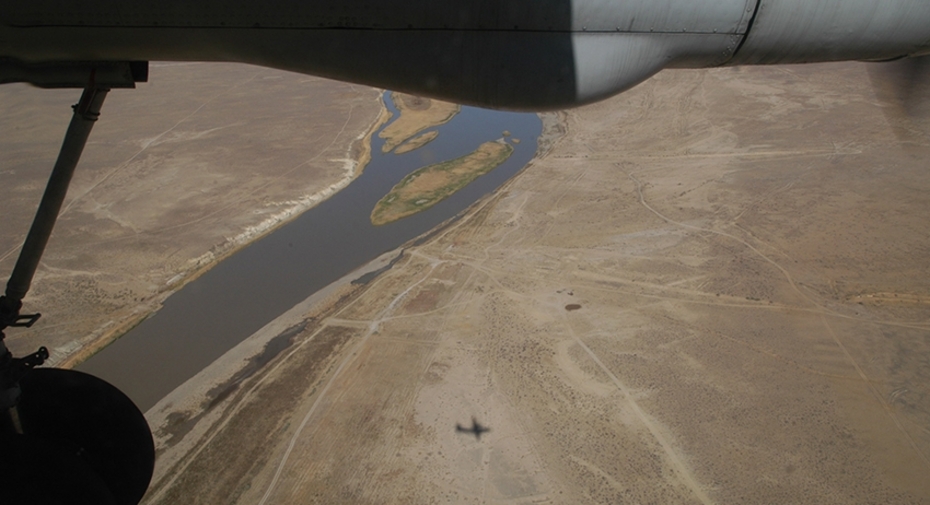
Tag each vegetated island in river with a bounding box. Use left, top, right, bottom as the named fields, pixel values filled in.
left=379, top=92, right=460, bottom=153
left=370, top=140, right=514, bottom=225
left=395, top=130, right=439, bottom=154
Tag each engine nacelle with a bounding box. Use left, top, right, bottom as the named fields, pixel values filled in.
left=728, top=0, right=930, bottom=65
left=2, top=0, right=930, bottom=108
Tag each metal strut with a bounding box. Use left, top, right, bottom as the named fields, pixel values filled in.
left=5, top=81, right=109, bottom=305
left=0, top=76, right=109, bottom=425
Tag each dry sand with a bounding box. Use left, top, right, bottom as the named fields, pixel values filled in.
left=4, top=59, right=930, bottom=504
left=142, top=62, right=930, bottom=504
left=0, top=63, right=382, bottom=364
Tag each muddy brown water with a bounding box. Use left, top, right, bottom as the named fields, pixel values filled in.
left=78, top=93, right=542, bottom=411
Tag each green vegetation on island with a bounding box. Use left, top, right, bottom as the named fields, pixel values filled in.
left=371, top=141, right=514, bottom=225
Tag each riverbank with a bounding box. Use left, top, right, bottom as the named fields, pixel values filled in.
left=58, top=91, right=390, bottom=369
left=0, top=64, right=385, bottom=365
left=77, top=94, right=545, bottom=411
left=144, top=248, right=393, bottom=480
left=141, top=109, right=563, bottom=502
left=141, top=64, right=930, bottom=504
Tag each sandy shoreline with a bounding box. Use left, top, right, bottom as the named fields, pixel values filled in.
left=139, top=64, right=930, bottom=504
left=2, top=67, right=388, bottom=365
left=57, top=91, right=390, bottom=369
left=142, top=110, right=562, bottom=497
left=142, top=110, right=562, bottom=420
left=145, top=247, right=399, bottom=477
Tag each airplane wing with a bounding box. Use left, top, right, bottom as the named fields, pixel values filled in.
left=2, top=0, right=929, bottom=110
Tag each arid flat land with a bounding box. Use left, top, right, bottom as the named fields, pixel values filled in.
left=143, top=62, right=930, bottom=504
left=371, top=140, right=515, bottom=225
left=0, top=63, right=382, bottom=364
left=379, top=92, right=460, bottom=153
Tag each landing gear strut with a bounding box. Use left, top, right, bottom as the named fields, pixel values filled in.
left=1, top=70, right=154, bottom=505
left=0, top=77, right=109, bottom=428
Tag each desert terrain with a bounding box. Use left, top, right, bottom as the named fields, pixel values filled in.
left=0, top=63, right=383, bottom=364
left=140, top=62, right=930, bottom=504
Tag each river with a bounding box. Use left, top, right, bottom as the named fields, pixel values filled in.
left=77, top=93, right=542, bottom=411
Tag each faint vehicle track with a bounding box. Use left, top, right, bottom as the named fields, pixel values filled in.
left=625, top=167, right=930, bottom=469
left=256, top=259, right=439, bottom=505
left=562, top=311, right=716, bottom=505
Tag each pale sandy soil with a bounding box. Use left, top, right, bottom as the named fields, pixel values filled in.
left=0, top=63, right=382, bottom=364
left=142, top=62, right=930, bottom=504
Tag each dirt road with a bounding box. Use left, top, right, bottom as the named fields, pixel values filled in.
left=143, top=62, right=930, bottom=503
